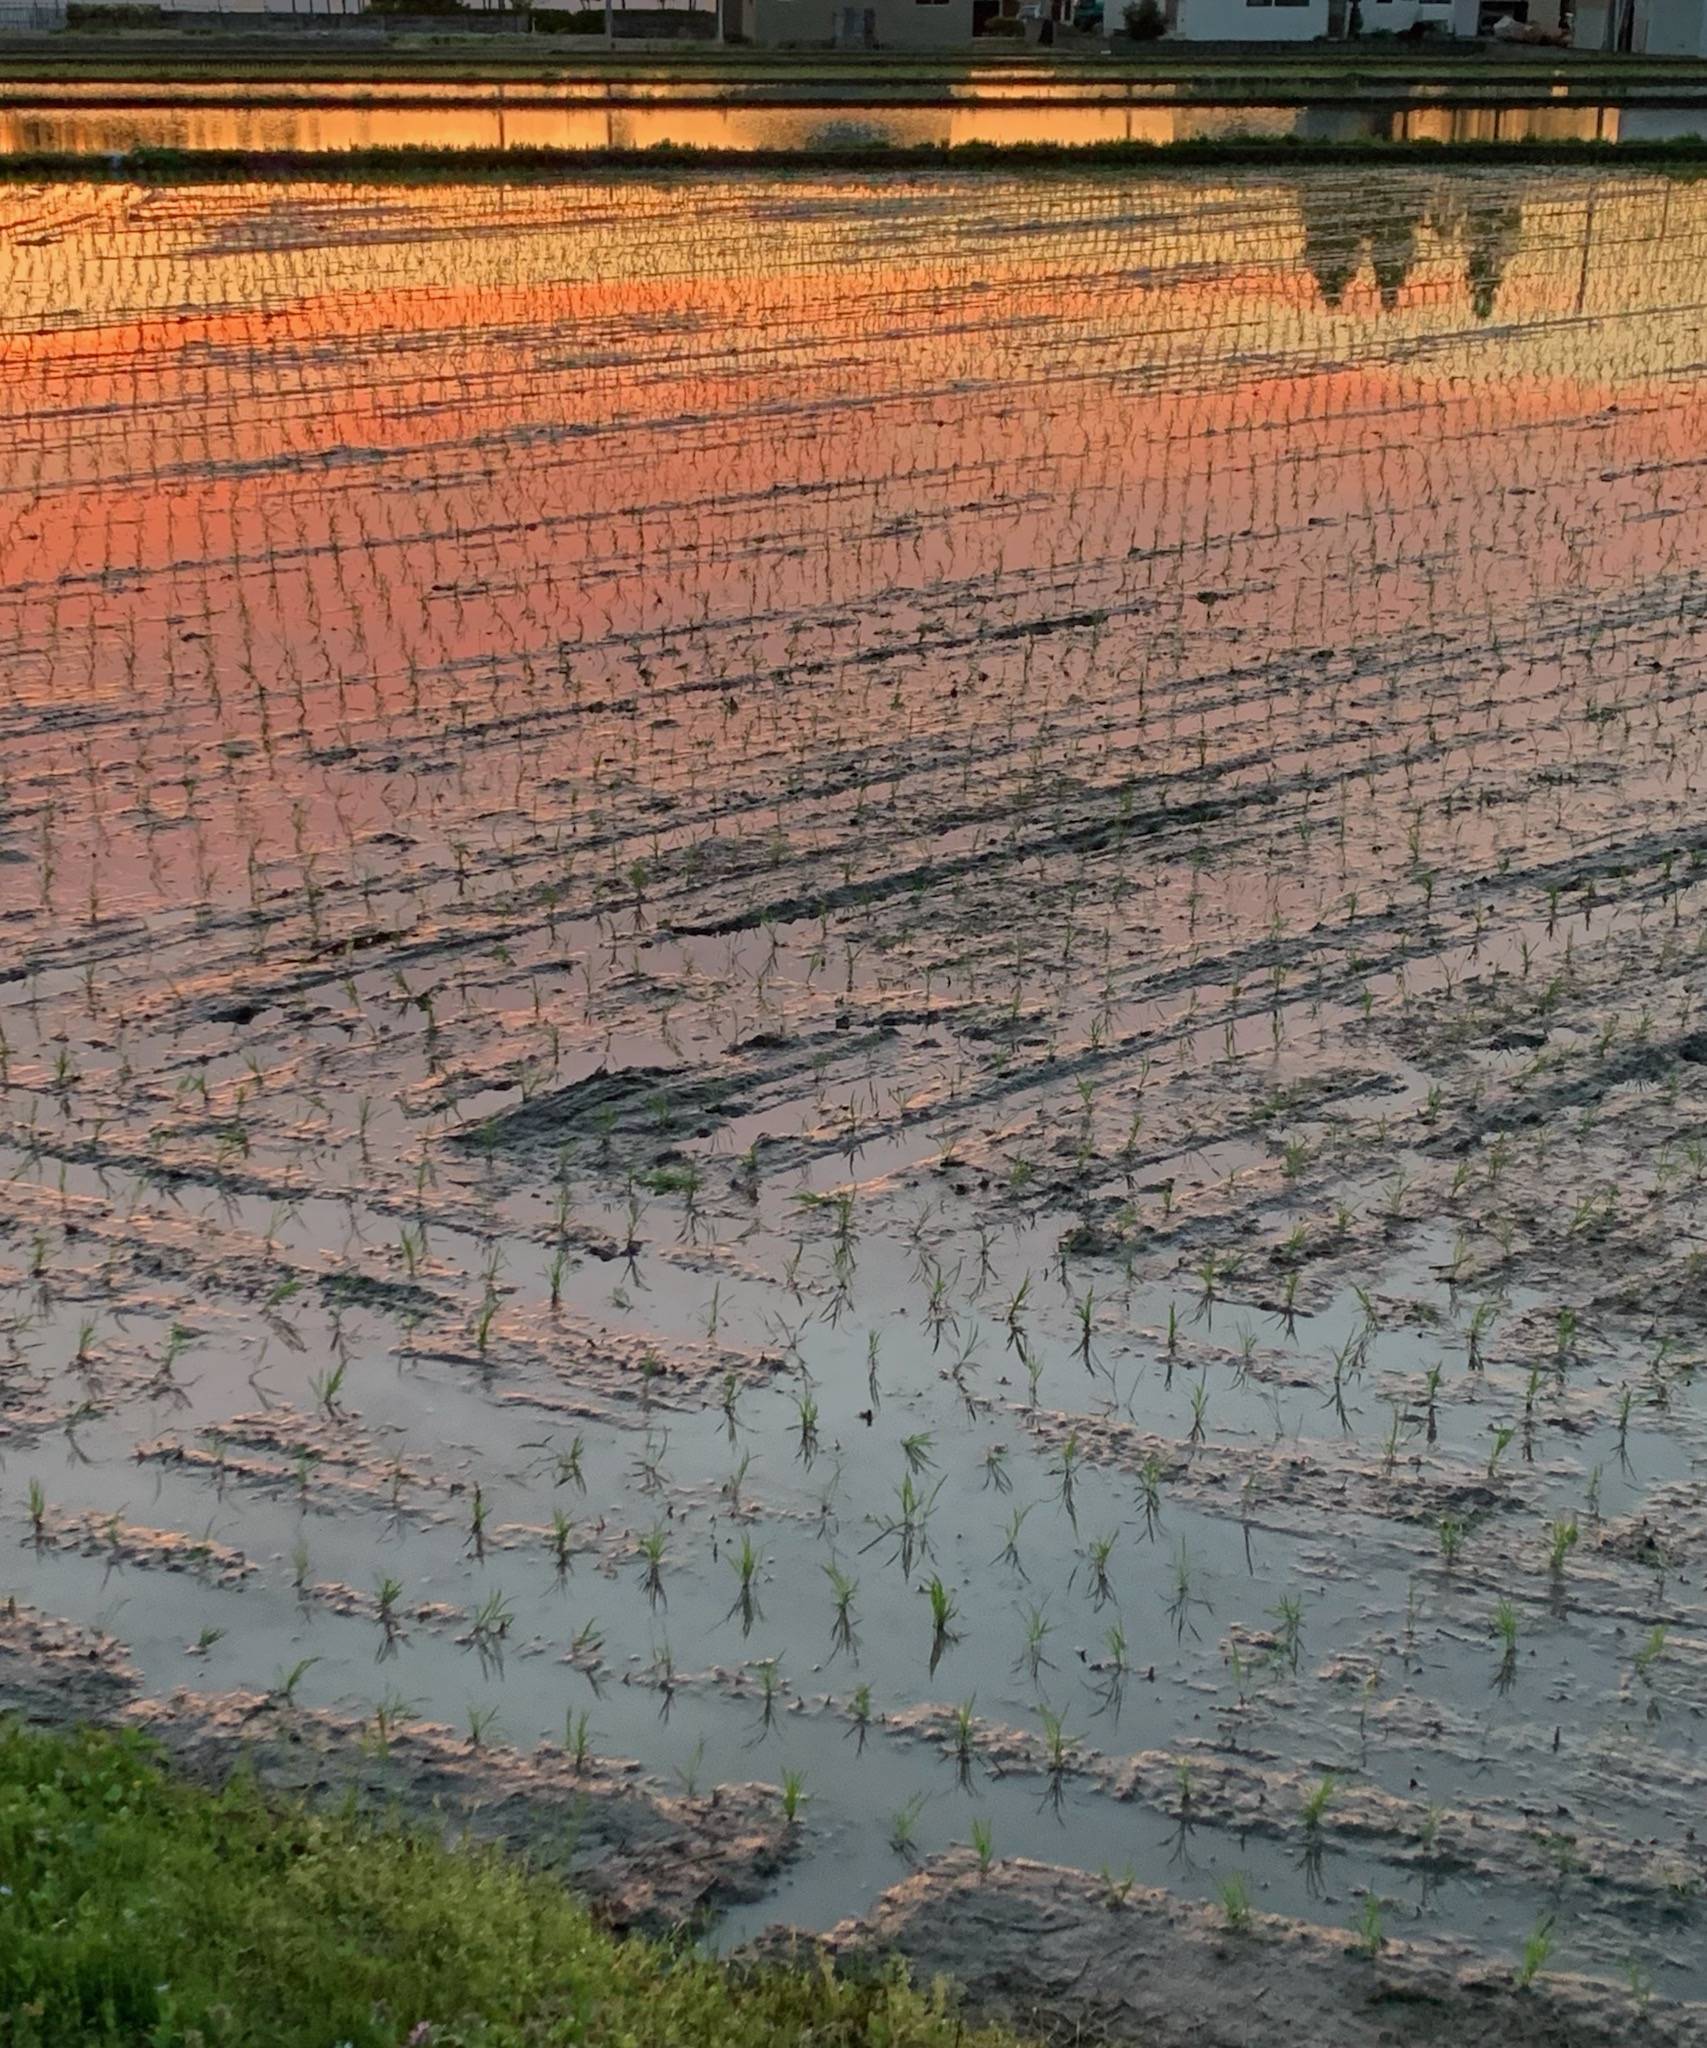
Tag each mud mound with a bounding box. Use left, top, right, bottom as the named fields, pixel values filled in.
left=786, top=1853, right=1700, bottom=2048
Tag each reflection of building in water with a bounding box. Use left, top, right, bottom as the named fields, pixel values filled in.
left=1395, top=102, right=1617, bottom=143
left=1298, top=179, right=1521, bottom=319
left=1294, top=106, right=1386, bottom=143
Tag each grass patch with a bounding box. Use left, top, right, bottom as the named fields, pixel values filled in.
left=4, top=137, right=1707, bottom=179
left=0, top=1718, right=1019, bottom=2048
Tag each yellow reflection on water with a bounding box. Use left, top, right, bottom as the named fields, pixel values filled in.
left=0, top=99, right=1669, bottom=153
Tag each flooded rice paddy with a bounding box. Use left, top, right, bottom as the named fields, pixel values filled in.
left=4, top=166, right=1707, bottom=2012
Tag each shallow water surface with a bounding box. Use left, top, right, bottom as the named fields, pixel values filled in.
left=3, top=167, right=1707, bottom=1993
left=2, top=93, right=1704, bottom=151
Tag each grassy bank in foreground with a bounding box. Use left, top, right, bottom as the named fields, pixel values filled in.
left=0, top=1719, right=1020, bottom=2048
left=3, top=137, right=1707, bottom=177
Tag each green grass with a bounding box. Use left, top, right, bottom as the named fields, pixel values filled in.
left=5, top=137, right=1707, bottom=179
left=0, top=1718, right=1023, bottom=2048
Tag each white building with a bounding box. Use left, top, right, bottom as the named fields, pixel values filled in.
left=1168, top=0, right=1328, bottom=37
left=1357, top=0, right=1477, bottom=31
left=743, top=0, right=975, bottom=43
left=1163, top=0, right=1538, bottom=34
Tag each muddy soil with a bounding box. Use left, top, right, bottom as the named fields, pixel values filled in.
left=782, top=1852, right=1705, bottom=2047
left=0, top=1601, right=789, bottom=1933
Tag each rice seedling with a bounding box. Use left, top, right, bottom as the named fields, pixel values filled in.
left=1516, top=1913, right=1557, bottom=1988
left=1083, top=1531, right=1118, bottom=1608
left=1050, top=1433, right=1083, bottom=1529
left=1268, top=1593, right=1304, bottom=1675
left=548, top=1508, right=580, bottom=1579
left=566, top=1709, right=595, bottom=1775
left=465, top=1703, right=502, bottom=1751
left=270, top=1657, right=319, bottom=1709
left=1013, top=1602, right=1055, bottom=1687
left=1038, top=1707, right=1079, bottom=1816
left=993, top=1502, right=1033, bottom=1578
left=824, top=1562, right=860, bottom=1661
left=752, top=1657, right=783, bottom=1740
left=1165, top=1540, right=1210, bottom=1642
left=1092, top=1619, right=1133, bottom=1717
left=309, top=1360, right=347, bottom=1420
left=467, top=1587, right=514, bottom=1676
left=794, top=1394, right=820, bottom=1464
left=375, top=1574, right=404, bottom=1654
left=726, top=1532, right=764, bottom=1637
left=889, top=1791, right=927, bottom=1859
left=924, top=1576, right=961, bottom=1675
left=1493, top=1597, right=1521, bottom=1689
left=847, top=1682, right=873, bottom=1754
left=649, top=1640, right=678, bottom=1723
left=631, top=1430, right=670, bottom=1496
left=1138, top=1455, right=1164, bottom=1539
left=1300, top=1775, right=1337, bottom=1833
left=637, top=1524, right=670, bottom=1610
left=1546, top=1517, right=1579, bottom=1575
left=364, top=1688, right=417, bottom=1760
left=1217, top=1873, right=1253, bottom=1932
left=948, top=1699, right=978, bottom=1791
left=864, top=1473, right=944, bottom=1578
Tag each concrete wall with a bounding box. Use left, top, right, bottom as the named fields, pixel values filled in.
left=74, top=2, right=472, bottom=16
left=1575, top=0, right=1707, bottom=49
left=1337, top=0, right=1565, bottom=32
left=747, top=0, right=975, bottom=44
left=1173, top=0, right=1327, bottom=37
left=1357, top=0, right=1465, bottom=29
left=1642, top=0, right=1707, bottom=52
